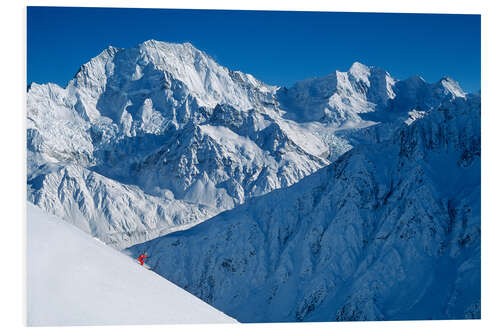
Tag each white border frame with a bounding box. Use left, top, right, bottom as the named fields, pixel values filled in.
left=2, top=1, right=497, bottom=332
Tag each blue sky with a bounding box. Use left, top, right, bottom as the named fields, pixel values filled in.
left=27, top=7, right=480, bottom=92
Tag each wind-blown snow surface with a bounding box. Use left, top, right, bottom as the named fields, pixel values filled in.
left=27, top=202, right=237, bottom=326
left=128, top=94, right=480, bottom=322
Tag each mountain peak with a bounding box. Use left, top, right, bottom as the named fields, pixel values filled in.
left=349, top=61, right=370, bottom=72
left=97, top=45, right=120, bottom=59
left=105, top=45, right=119, bottom=52
left=348, top=62, right=371, bottom=83
left=437, top=76, right=466, bottom=98
left=140, top=39, right=161, bottom=46
left=402, top=75, right=426, bottom=88
left=138, top=39, right=198, bottom=53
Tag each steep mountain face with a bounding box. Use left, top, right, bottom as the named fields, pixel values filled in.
left=27, top=39, right=474, bottom=252
left=27, top=164, right=218, bottom=248
left=127, top=94, right=480, bottom=322
left=123, top=106, right=329, bottom=207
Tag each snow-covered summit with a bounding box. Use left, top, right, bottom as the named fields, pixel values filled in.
left=277, top=61, right=396, bottom=124
left=278, top=61, right=470, bottom=127
left=387, top=74, right=467, bottom=117
left=348, top=61, right=372, bottom=83
left=438, top=76, right=466, bottom=98
left=67, top=39, right=276, bottom=113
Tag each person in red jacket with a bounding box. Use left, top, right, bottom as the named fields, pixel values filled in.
left=138, top=253, right=148, bottom=266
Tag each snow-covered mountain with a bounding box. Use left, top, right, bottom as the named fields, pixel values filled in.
left=127, top=93, right=480, bottom=322
left=27, top=202, right=237, bottom=326
left=28, top=39, right=480, bottom=323
left=27, top=39, right=474, bottom=252
left=27, top=40, right=334, bottom=248
left=278, top=62, right=396, bottom=124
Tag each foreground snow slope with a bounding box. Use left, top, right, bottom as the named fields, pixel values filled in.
left=27, top=202, right=237, bottom=326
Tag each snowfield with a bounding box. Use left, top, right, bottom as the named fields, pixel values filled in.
left=27, top=202, right=237, bottom=326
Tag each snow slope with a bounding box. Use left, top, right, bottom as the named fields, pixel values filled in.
left=127, top=94, right=480, bottom=322
left=27, top=202, right=237, bottom=326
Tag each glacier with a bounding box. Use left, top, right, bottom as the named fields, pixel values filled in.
left=27, top=39, right=480, bottom=322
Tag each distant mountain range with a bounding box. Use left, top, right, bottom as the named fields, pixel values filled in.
left=27, top=40, right=480, bottom=321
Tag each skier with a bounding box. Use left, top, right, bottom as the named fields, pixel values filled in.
left=138, top=252, right=148, bottom=266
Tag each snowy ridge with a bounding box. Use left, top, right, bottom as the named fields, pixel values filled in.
left=27, top=203, right=237, bottom=326
left=127, top=94, right=480, bottom=322
left=277, top=62, right=396, bottom=124
left=28, top=164, right=218, bottom=248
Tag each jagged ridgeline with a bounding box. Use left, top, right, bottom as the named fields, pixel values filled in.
left=28, top=40, right=479, bottom=321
